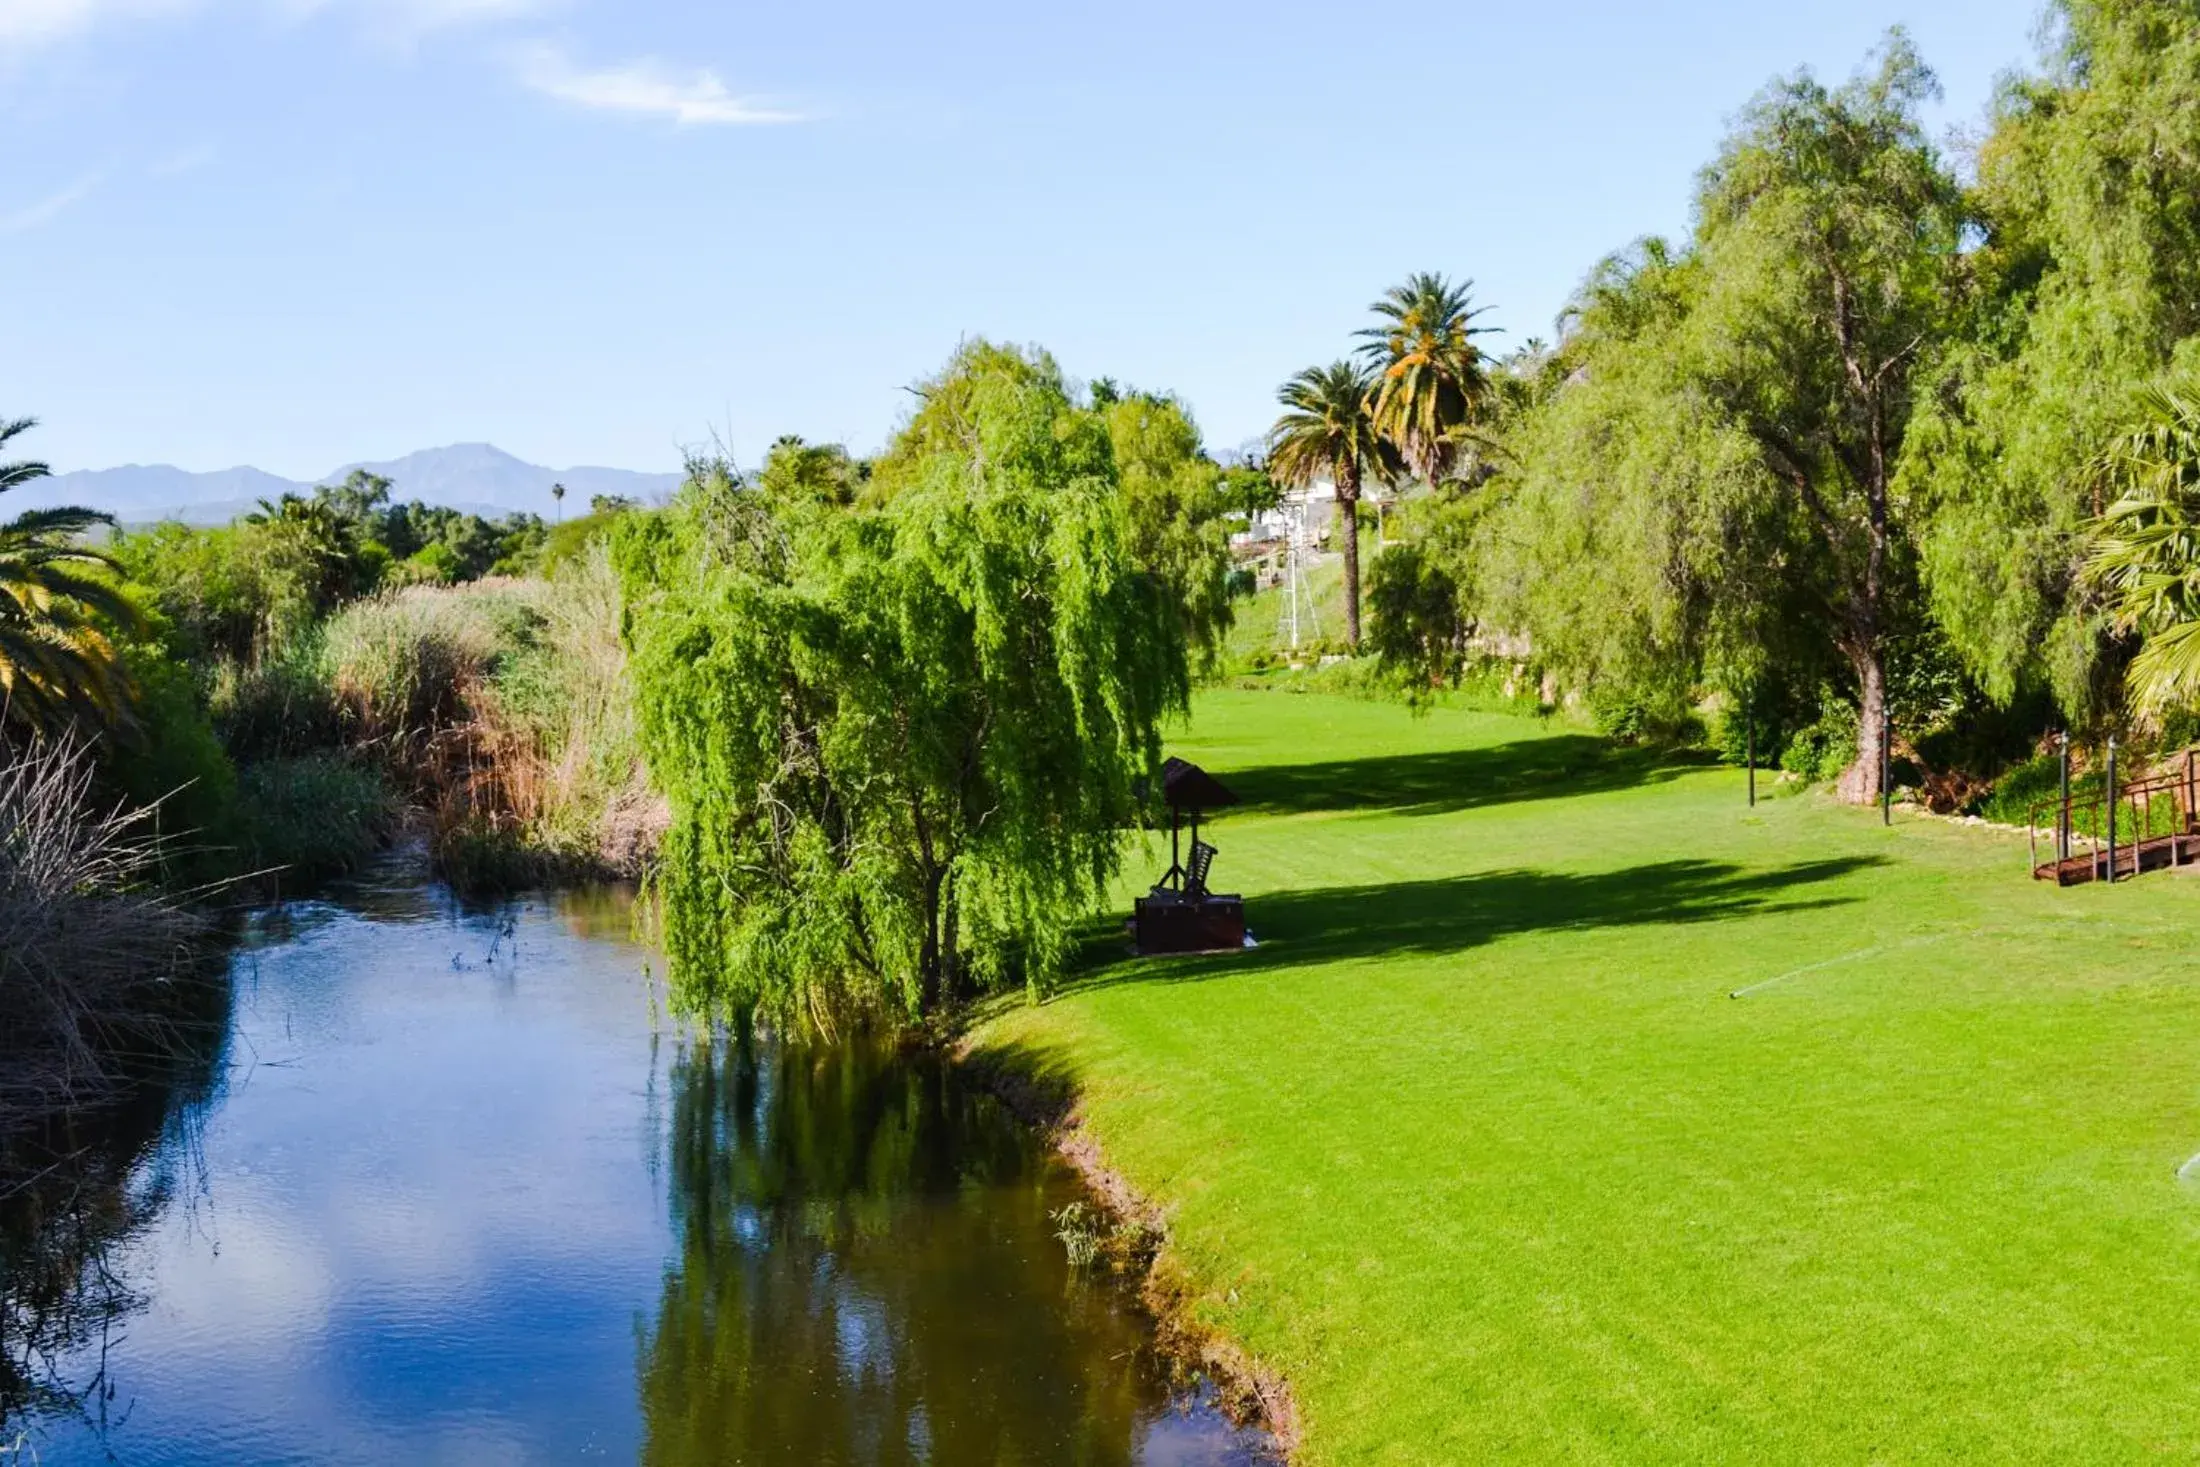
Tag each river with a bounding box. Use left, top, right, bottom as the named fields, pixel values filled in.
left=0, top=869, right=1271, bottom=1465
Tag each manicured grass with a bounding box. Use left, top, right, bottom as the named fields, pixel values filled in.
left=975, top=689, right=2200, bottom=1464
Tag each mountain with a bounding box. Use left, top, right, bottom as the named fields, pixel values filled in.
left=326, top=444, right=682, bottom=517
left=18, top=464, right=303, bottom=525
left=21, top=444, right=684, bottom=525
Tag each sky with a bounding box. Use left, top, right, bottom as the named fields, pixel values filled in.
left=2, top=0, right=2045, bottom=480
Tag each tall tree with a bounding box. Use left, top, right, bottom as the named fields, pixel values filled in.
left=1357, top=272, right=1498, bottom=486
left=0, top=418, right=140, bottom=731
left=619, top=342, right=1186, bottom=1026
left=1267, top=361, right=1396, bottom=649
left=1471, top=36, right=1964, bottom=799
left=1095, top=388, right=1236, bottom=666
left=1687, top=31, right=1966, bottom=801
left=1905, top=0, right=2200, bottom=723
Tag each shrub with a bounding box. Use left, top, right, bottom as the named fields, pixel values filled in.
left=237, top=755, right=399, bottom=884
left=532, top=509, right=630, bottom=577
left=102, top=647, right=244, bottom=884
left=1780, top=699, right=1860, bottom=783
left=109, top=520, right=316, bottom=664
left=1590, top=689, right=1703, bottom=746
left=209, top=631, right=345, bottom=762
left=309, top=569, right=660, bottom=891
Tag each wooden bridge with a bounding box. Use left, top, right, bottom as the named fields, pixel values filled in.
left=2030, top=748, right=2200, bottom=885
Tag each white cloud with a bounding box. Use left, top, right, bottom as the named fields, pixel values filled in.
left=0, top=0, right=194, bottom=49
left=0, top=0, right=542, bottom=52
left=512, top=41, right=799, bottom=126
left=0, top=170, right=101, bottom=232
left=272, top=0, right=547, bottom=40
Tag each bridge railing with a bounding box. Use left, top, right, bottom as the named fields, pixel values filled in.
left=2028, top=748, right=2199, bottom=881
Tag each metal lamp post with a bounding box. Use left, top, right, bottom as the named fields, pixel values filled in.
left=2106, top=736, right=2119, bottom=884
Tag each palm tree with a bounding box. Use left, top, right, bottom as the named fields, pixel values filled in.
left=2083, top=372, right=2200, bottom=711
left=1268, top=361, right=1397, bottom=649
left=1356, top=272, right=1498, bottom=487
left=551, top=481, right=566, bottom=521
left=0, top=418, right=139, bottom=730
left=247, top=491, right=369, bottom=610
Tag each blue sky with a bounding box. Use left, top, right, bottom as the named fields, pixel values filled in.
left=3, top=0, right=2042, bottom=479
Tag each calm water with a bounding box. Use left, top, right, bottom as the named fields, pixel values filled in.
left=1, top=870, right=1268, bottom=1465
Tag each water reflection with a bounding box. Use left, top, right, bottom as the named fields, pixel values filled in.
left=0, top=972, right=231, bottom=1437
left=642, top=1036, right=1256, bottom=1465
left=0, top=880, right=1266, bottom=1465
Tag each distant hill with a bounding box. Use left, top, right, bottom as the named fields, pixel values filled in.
left=20, top=443, right=683, bottom=526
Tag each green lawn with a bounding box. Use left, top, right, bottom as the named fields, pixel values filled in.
left=975, top=689, right=2200, bottom=1464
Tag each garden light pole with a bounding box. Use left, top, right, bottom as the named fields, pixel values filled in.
left=1746, top=701, right=1756, bottom=809
left=2058, top=732, right=2071, bottom=864
left=2106, top=736, right=2119, bottom=885
left=1881, top=704, right=1892, bottom=826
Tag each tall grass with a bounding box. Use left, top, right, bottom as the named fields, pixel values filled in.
left=321, top=580, right=537, bottom=759
left=0, top=738, right=212, bottom=1125
left=465, top=545, right=661, bottom=878
left=207, top=629, right=345, bottom=762
left=313, top=556, right=661, bottom=889
left=237, top=755, right=400, bottom=886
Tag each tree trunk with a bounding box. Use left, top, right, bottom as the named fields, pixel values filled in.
left=1338, top=463, right=1362, bottom=650
left=1837, top=649, right=1886, bottom=805
left=940, top=868, right=961, bottom=1000
left=917, top=865, right=947, bottom=1014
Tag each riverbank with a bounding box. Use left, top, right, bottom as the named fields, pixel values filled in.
left=971, top=688, right=2200, bottom=1463
left=959, top=1036, right=1300, bottom=1455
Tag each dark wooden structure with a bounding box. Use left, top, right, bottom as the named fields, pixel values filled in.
left=1133, top=757, right=1247, bottom=954
left=2030, top=745, right=2200, bottom=885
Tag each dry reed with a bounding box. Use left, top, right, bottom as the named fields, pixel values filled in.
left=0, top=737, right=213, bottom=1126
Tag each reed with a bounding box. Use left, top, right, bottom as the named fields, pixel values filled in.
left=0, top=737, right=212, bottom=1126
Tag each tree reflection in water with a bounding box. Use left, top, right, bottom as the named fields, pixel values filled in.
left=0, top=972, right=231, bottom=1442
left=638, top=1034, right=1186, bottom=1466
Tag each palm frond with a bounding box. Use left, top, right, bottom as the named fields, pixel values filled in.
left=1351, top=273, right=1500, bottom=485
left=0, top=418, right=138, bottom=732
left=0, top=504, right=115, bottom=541
left=2081, top=372, right=2200, bottom=711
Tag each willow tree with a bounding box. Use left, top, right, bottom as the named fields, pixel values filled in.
left=1487, top=36, right=1963, bottom=800
left=618, top=343, right=1186, bottom=1027
left=1096, top=388, right=1235, bottom=667
left=1905, top=0, right=2200, bottom=723
left=1693, top=35, right=1966, bottom=799
left=1479, top=241, right=1810, bottom=729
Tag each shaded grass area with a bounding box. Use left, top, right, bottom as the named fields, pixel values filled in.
left=975, top=689, right=2200, bottom=1464
left=1225, top=735, right=1710, bottom=819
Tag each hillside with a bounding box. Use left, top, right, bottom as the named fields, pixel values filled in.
left=23, top=443, right=682, bottom=524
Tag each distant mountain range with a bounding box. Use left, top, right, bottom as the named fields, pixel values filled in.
left=21, top=443, right=685, bottom=526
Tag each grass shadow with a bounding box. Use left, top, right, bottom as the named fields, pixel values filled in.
left=1219, top=735, right=1716, bottom=820
left=1055, top=855, right=1886, bottom=999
